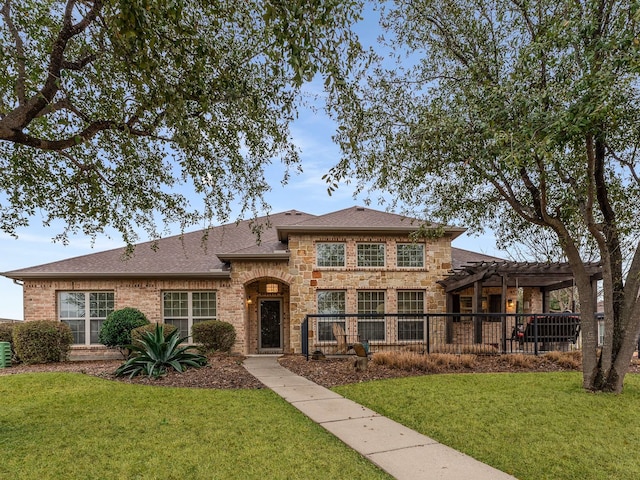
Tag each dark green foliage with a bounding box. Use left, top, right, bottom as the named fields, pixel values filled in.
left=12, top=321, right=73, bottom=364
left=191, top=320, right=237, bottom=353
left=0, top=322, right=16, bottom=344
left=98, top=308, right=149, bottom=351
left=0, top=322, right=18, bottom=361
left=115, top=323, right=208, bottom=379
left=131, top=323, right=178, bottom=347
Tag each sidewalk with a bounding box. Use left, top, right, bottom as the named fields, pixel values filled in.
left=243, top=356, right=517, bottom=480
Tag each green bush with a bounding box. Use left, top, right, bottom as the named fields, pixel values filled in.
left=192, top=320, right=236, bottom=353
left=0, top=322, right=18, bottom=362
left=131, top=323, right=178, bottom=346
left=12, top=321, right=73, bottom=364
left=115, top=323, right=208, bottom=379
left=98, top=308, right=149, bottom=355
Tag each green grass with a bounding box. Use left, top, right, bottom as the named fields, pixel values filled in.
left=0, top=373, right=391, bottom=480
left=334, top=372, right=640, bottom=480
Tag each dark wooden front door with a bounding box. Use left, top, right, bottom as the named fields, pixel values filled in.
left=260, top=299, right=282, bottom=351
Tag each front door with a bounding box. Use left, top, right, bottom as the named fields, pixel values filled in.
left=259, top=299, right=282, bottom=351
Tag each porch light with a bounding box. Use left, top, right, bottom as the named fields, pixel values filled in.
left=247, top=298, right=253, bottom=305
left=507, top=299, right=514, bottom=308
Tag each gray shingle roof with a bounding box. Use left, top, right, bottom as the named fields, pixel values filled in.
left=450, top=247, right=506, bottom=271
left=3, top=207, right=478, bottom=280
left=3, top=210, right=314, bottom=279
left=276, top=206, right=465, bottom=241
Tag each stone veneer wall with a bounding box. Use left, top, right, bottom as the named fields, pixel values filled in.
left=21, top=234, right=457, bottom=356
left=286, top=234, right=454, bottom=353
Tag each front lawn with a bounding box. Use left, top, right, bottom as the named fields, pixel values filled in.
left=0, top=373, right=391, bottom=479
left=334, top=372, right=640, bottom=480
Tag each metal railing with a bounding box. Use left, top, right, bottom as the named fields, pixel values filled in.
left=302, top=312, right=586, bottom=359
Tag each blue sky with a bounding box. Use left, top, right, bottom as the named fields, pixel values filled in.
left=0, top=5, right=506, bottom=320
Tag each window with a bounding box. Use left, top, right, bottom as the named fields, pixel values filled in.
left=398, top=291, right=425, bottom=341
left=316, top=243, right=346, bottom=267
left=59, top=291, right=114, bottom=345
left=397, top=244, right=424, bottom=267
left=357, top=243, right=385, bottom=267
left=357, top=291, right=385, bottom=341
left=163, top=291, right=216, bottom=340
left=598, top=319, right=605, bottom=347
left=317, top=291, right=346, bottom=342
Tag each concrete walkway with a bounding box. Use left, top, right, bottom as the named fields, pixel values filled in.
left=243, top=356, right=517, bottom=480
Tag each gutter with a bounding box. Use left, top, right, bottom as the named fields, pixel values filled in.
left=1, top=270, right=231, bottom=280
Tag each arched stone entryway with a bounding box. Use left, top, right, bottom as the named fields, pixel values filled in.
left=244, top=277, right=291, bottom=354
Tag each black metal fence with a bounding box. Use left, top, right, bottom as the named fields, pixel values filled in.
left=302, top=312, right=586, bottom=359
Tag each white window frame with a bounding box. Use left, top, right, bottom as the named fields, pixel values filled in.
left=397, top=291, right=425, bottom=341
left=316, top=290, right=346, bottom=342
left=163, top=291, right=217, bottom=342
left=397, top=243, right=425, bottom=268
left=316, top=242, right=346, bottom=267
left=58, top=291, right=114, bottom=345
left=357, top=291, right=386, bottom=341
left=357, top=243, right=386, bottom=267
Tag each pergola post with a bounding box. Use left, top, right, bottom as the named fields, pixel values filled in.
left=501, top=274, right=508, bottom=352
left=473, top=280, right=483, bottom=344
left=446, top=292, right=454, bottom=343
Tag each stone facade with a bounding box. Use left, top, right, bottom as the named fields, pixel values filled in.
left=288, top=234, right=452, bottom=353
left=20, top=233, right=456, bottom=356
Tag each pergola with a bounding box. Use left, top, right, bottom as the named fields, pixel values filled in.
left=438, top=260, right=603, bottom=314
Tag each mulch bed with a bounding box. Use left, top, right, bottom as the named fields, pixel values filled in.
left=1, top=353, right=638, bottom=389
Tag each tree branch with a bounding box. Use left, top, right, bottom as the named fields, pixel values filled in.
left=0, top=0, right=103, bottom=137
left=1, top=0, right=26, bottom=104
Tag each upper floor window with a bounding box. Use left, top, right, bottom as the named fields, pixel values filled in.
left=397, top=243, right=424, bottom=267
left=163, top=291, right=216, bottom=341
left=59, top=291, right=114, bottom=345
left=316, top=243, right=345, bottom=267
left=357, top=243, right=385, bottom=267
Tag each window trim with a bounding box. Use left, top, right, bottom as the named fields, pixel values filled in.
left=316, top=290, right=347, bottom=342
left=357, top=243, right=386, bottom=268
left=316, top=242, right=346, bottom=268
left=357, top=290, right=386, bottom=342
left=396, top=243, right=425, bottom=268
left=58, top=291, right=115, bottom=346
left=162, top=291, right=217, bottom=342
left=397, top=290, right=425, bottom=342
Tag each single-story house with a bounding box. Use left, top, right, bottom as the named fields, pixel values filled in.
left=2, top=207, right=602, bottom=358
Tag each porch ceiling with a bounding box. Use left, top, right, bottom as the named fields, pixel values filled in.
left=438, top=260, right=603, bottom=293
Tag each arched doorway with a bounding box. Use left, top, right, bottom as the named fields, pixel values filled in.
left=245, top=278, right=290, bottom=354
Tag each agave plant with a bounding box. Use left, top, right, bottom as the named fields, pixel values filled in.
left=114, top=323, right=208, bottom=379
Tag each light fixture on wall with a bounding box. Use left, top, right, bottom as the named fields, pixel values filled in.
left=247, top=298, right=253, bottom=305
left=507, top=298, right=514, bottom=308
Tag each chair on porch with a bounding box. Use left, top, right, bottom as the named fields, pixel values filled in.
left=332, top=323, right=348, bottom=354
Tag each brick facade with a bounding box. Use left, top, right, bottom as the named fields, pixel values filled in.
left=20, top=234, right=456, bottom=356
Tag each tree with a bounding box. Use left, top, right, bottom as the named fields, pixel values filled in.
left=0, top=0, right=362, bottom=244
left=329, top=0, right=640, bottom=392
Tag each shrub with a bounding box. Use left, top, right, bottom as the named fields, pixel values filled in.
left=502, top=354, right=542, bottom=369
left=12, top=321, right=73, bottom=364
left=0, top=322, right=18, bottom=362
left=99, top=308, right=149, bottom=356
left=131, top=323, right=178, bottom=347
left=544, top=350, right=582, bottom=369
left=192, top=320, right=236, bottom=353
left=115, top=324, right=208, bottom=379
left=372, top=351, right=477, bottom=372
